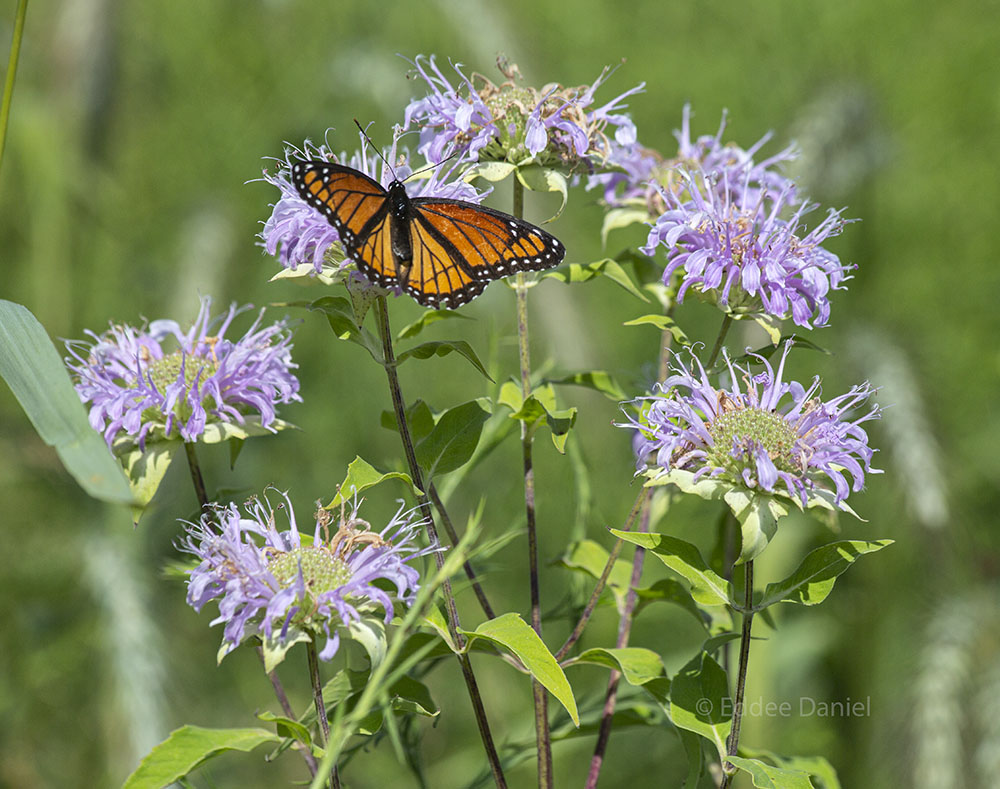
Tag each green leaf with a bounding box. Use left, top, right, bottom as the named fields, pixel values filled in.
left=348, top=616, right=387, bottom=667
left=724, top=489, right=789, bottom=564
left=669, top=652, right=731, bottom=762
left=752, top=312, right=784, bottom=345
left=759, top=540, right=894, bottom=608
left=380, top=399, right=436, bottom=443
left=346, top=275, right=380, bottom=325
left=623, top=313, right=691, bottom=347
left=269, top=261, right=345, bottom=286
left=677, top=727, right=707, bottom=789
left=120, top=441, right=179, bottom=522
left=497, top=382, right=577, bottom=453
left=326, top=456, right=417, bottom=509
left=0, top=300, right=134, bottom=504
left=259, top=626, right=311, bottom=672
left=611, top=530, right=734, bottom=608
left=306, top=296, right=383, bottom=361
left=556, top=539, right=634, bottom=606
left=515, top=165, right=569, bottom=221
left=601, top=206, right=652, bottom=245
left=463, top=161, right=517, bottom=183
left=730, top=335, right=830, bottom=365
left=633, top=577, right=711, bottom=628
left=122, top=726, right=281, bottom=789
left=388, top=674, right=439, bottom=718
left=543, top=258, right=649, bottom=302
left=229, top=436, right=245, bottom=469
left=397, top=309, right=474, bottom=339
left=726, top=756, right=817, bottom=789
left=566, top=647, right=666, bottom=687
left=545, top=370, right=627, bottom=401
left=740, top=749, right=840, bottom=789
left=415, top=399, right=491, bottom=477
left=199, top=416, right=294, bottom=444
left=396, top=340, right=493, bottom=381
left=462, top=612, right=579, bottom=726
left=256, top=711, right=312, bottom=747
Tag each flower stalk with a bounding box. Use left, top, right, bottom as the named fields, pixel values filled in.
left=307, top=640, right=340, bottom=789
left=720, top=560, right=755, bottom=789
left=511, top=177, right=553, bottom=788
left=372, top=295, right=507, bottom=789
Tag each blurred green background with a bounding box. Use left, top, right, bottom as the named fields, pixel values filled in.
left=2, top=1, right=999, bottom=787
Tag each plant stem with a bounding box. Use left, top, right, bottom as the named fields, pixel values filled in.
left=373, top=295, right=507, bottom=789
left=586, top=317, right=676, bottom=787
left=307, top=640, right=340, bottom=789
left=706, top=314, right=734, bottom=369
left=0, top=0, right=28, bottom=179
left=719, top=560, right=755, bottom=788
left=257, top=647, right=319, bottom=776
left=183, top=442, right=209, bottom=509
left=555, top=487, right=648, bottom=661
left=512, top=178, right=553, bottom=788
left=428, top=482, right=495, bottom=619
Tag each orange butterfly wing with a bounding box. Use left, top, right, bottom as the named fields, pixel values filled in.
left=290, top=161, right=400, bottom=287
left=405, top=199, right=566, bottom=308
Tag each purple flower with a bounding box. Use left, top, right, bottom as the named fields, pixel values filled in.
left=589, top=105, right=798, bottom=213
left=622, top=341, right=880, bottom=510
left=642, top=167, right=853, bottom=328
left=403, top=55, right=643, bottom=171
left=259, top=129, right=486, bottom=278
left=66, top=296, right=300, bottom=449
left=179, top=491, right=437, bottom=661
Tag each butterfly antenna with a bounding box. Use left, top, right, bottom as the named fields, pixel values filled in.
left=406, top=147, right=463, bottom=182
left=353, top=119, right=398, bottom=180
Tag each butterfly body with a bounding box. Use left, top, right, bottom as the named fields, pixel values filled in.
left=291, top=160, right=566, bottom=309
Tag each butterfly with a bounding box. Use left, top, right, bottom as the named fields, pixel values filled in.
left=291, top=160, right=566, bottom=309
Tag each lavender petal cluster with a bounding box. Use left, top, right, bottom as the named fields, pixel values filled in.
left=66, top=296, right=300, bottom=449
left=180, top=491, right=436, bottom=661
left=623, top=341, right=880, bottom=509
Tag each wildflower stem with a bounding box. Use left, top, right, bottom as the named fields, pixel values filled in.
left=720, top=559, right=755, bottom=787
left=306, top=640, right=340, bottom=789
left=0, top=0, right=28, bottom=179
left=183, top=442, right=209, bottom=509
left=373, top=295, right=507, bottom=789
left=586, top=317, right=676, bottom=787
left=257, top=647, right=319, bottom=777
left=512, top=178, right=553, bottom=789
left=706, top=314, right=734, bottom=369
left=555, top=487, right=649, bottom=661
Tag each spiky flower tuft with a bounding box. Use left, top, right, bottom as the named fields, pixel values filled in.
left=623, top=341, right=880, bottom=510
left=65, top=297, right=300, bottom=449
left=403, top=54, right=643, bottom=172
left=180, top=491, right=437, bottom=662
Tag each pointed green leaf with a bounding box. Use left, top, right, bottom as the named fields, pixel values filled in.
left=259, top=626, right=311, bottom=672
left=724, top=489, right=788, bottom=564
left=348, top=616, right=387, bottom=666
left=307, top=296, right=383, bottom=361
left=752, top=312, right=784, bottom=345
left=669, top=652, right=731, bottom=762
left=120, top=440, right=179, bottom=522
left=346, top=276, right=380, bottom=325
left=326, top=456, right=417, bottom=509
left=677, top=727, right=707, bottom=789
left=415, top=399, right=491, bottom=477
left=269, top=261, right=344, bottom=285
left=463, top=161, right=517, bottom=183
left=543, top=258, right=648, bottom=302
left=740, top=749, right=840, bottom=789
left=498, top=382, right=576, bottom=453
left=566, top=647, right=666, bottom=687
left=611, top=530, right=734, bottom=607
left=545, top=370, right=627, bottom=401
left=556, top=539, right=634, bottom=606
left=380, top=399, right=436, bottom=442
left=397, top=309, right=474, bottom=339
left=515, top=165, right=568, bottom=221
left=256, top=711, right=312, bottom=747
left=388, top=674, right=440, bottom=718
left=726, top=756, right=817, bottom=789
left=759, top=540, right=893, bottom=608
left=730, top=335, right=829, bottom=365
left=122, top=726, right=281, bottom=789
left=462, top=612, right=579, bottom=726
left=601, top=206, right=652, bottom=244
left=633, top=577, right=710, bottom=628
left=229, top=436, right=245, bottom=469
left=0, top=300, right=134, bottom=504
left=623, top=313, right=691, bottom=347
left=199, top=416, right=294, bottom=444
left=396, top=339, right=492, bottom=381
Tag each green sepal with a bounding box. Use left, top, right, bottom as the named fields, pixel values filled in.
left=119, top=440, right=179, bottom=523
